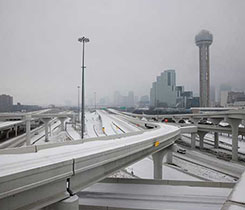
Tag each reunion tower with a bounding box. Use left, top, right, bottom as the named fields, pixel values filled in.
left=195, top=30, right=213, bottom=107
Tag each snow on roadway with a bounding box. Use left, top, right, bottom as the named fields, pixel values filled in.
left=0, top=123, right=179, bottom=176
left=97, top=110, right=124, bottom=135
left=30, top=118, right=75, bottom=145
left=66, top=123, right=81, bottom=140
left=1, top=109, right=238, bottom=183
left=205, top=132, right=245, bottom=154
left=79, top=182, right=232, bottom=210
left=85, top=111, right=105, bottom=137
left=126, top=157, right=201, bottom=181
left=66, top=111, right=105, bottom=140
left=95, top=110, right=238, bottom=181
left=30, top=119, right=63, bottom=145
left=125, top=154, right=237, bottom=182
left=175, top=146, right=244, bottom=178
left=107, top=114, right=142, bottom=133
left=173, top=157, right=236, bottom=182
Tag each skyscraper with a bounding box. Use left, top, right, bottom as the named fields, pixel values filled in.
left=195, top=30, right=213, bottom=107
left=127, top=91, right=135, bottom=107
left=150, top=70, right=176, bottom=107
left=0, top=94, right=13, bottom=112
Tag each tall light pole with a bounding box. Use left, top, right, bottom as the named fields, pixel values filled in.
left=78, top=36, right=90, bottom=139
left=94, top=92, right=96, bottom=110
left=77, top=86, right=80, bottom=123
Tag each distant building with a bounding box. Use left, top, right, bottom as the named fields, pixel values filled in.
left=227, top=91, right=245, bottom=104
left=139, top=95, right=149, bottom=107
left=127, top=91, right=135, bottom=107
left=99, top=96, right=110, bottom=107
left=219, top=84, right=232, bottom=104
left=150, top=70, right=176, bottom=107
left=220, top=91, right=229, bottom=107
left=12, top=103, right=41, bottom=112
left=64, top=100, right=72, bottom=107
left=113, top=91, right=136, bottom=108
left=121, top=96, right=128, bottom=107
left=176, top=86, right=184, bottom=99
left=134, top=96, right=139, bottom=106
left=210, top=86, right=216, bottom=106
left=220, top=91, right=245, bottom=107
left=182, top=91, right=193, bottom=108
left=191, top=97, right=200, bottom=107
left=176, top=86, right=184, bottom=107
left=0, top=94, right=13, bottom=112
left=140, top=95, right=149, bottom=102
left=226, top=91, right=245, bottom=107
left=113, top=91, right=121, bottom=107
left=175, top=86, right=199, bottom=109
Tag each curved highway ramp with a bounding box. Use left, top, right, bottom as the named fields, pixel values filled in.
left=0, top=121, right=180, bottom=210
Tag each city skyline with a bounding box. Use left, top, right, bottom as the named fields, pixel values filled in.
left=1, top=0, right=245, bottom=105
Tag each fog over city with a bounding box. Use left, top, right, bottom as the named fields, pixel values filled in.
left=0, top=0, right=245, bottom=105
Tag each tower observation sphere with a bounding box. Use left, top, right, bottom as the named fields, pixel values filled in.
left=195, top=30, right=213, bottom=107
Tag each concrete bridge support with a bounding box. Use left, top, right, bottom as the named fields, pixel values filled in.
left=214, top=132, right=219, bottom=149
left=49, top=124, right=52, bottom=137
left=191, top=133, right=196, bottom=149
left=227, top=118, right=242, bottom=161
left=209, top=118, right=222, bottom=125
left=190, top=117, right=202, bottom=125
left=54, top=195, right=79, bottom=210
left=14, top=125, right=18, bottom=137
left=6, top=129, right=11, bottom=139
left=72, top=114, right=76, bottom=129
left=172, top=117, right=180, bottom=124
left=197, top=131, right=208, bottom=150
left=152, top=146, right=173, bottom=180
left=41, top=117, right=52, bottom=142
left=58, top=117, right=67, bottom=131
left=25, top=115, right=31, bottom=145
left=44, top=195, right=79, bottom=210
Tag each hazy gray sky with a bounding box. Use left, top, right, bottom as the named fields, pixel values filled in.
left=0, top=0, right=245, bottom=105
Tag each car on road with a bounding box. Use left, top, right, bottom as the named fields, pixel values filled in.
left=177, top=148, right=186, bottom=154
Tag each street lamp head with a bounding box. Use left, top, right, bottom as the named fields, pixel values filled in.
left=78, top=37, right=90, bottom=43
left=84, top=38, right=90, bottom=42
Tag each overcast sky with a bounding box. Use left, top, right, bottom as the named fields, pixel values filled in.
left=0, top=0, right=244, bottom=105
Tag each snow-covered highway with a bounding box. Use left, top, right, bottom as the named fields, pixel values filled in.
left=0, top=117, right=180, bottom=210
left=97, top=110, right=141, bottom=136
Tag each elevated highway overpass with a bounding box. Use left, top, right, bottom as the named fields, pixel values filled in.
left=0, top=120, right=180, bottom=210
left=121, top=110, right=245, bottom=161
left=0, top=111, right=75, bottom=148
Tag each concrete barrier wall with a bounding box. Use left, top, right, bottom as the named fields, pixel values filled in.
left=0, top=130, right=145, bottom=155
left=101, top=177, right=235, bottom=188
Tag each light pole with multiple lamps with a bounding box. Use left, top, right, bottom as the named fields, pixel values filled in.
left=78, top=36, right=90, bottom=139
